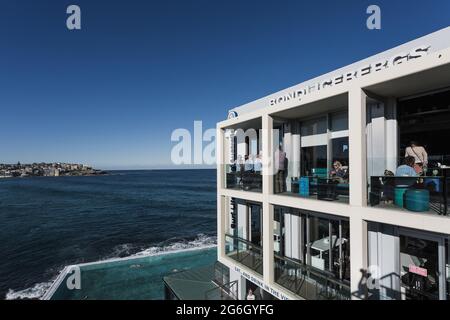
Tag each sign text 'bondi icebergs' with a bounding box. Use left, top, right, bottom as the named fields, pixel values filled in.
left=269, top=46, right=431, bottom=107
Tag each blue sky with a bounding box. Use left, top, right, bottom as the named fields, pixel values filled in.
left=1, top=0, right=449, bottom=169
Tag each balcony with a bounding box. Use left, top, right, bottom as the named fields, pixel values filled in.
left=224, top=164, right=262, bottom=192
left=270, top=101, right=350, bottom=204
left=275, top=172, right=349, bottom=204
left=274, top=254, right=350, bottom=300
left=369, top=174, right=449, bottom=216
left=365, top=88, right=450, bottom=217
left=225, top=234, right=263, bottom=275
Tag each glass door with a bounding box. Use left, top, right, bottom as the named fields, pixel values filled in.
left=399, top=231, right=444, bottom=300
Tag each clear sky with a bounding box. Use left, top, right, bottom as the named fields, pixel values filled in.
left=1, top=0, right=449, bottom=169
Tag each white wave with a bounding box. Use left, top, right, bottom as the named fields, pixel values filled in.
left=131, top=234, right=217, bottom=257
left=5, top=234, right=217, bottom=300
left=5, top=281, right=53, bottom=300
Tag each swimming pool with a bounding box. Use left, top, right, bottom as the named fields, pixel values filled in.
left=44, top=246, right=217, bottom=300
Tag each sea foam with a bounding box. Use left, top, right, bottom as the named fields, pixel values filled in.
left=5, top=234, right=217, bottom=300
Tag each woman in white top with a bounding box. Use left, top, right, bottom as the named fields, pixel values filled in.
left=405, top=141, right=428, bottom=174
left=246, top=289, right=256, bottom=300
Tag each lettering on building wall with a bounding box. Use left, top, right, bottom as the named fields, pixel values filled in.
left=234, top=266, right=290, bottom=300
left=269, top=46, right=431, bottom=106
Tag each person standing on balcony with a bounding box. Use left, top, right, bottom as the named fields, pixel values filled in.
left=244, top=155, right=254, bottom=172
left=254, top=154, right=262, bottom=173
left=405, top=141, right=428, bottom=175
left=275, top=146, right=287, bottom=193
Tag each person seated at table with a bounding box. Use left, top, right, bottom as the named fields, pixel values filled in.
left=244, top=155, right=254, bottom=172
left=254, top=154, right=262, bottom=173
left=396, top=156, right=418, bottom=177
left=330, top=161, right=348, bottom=183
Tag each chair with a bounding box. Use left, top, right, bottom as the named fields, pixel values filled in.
left=405, top=189, right=430, bottom=212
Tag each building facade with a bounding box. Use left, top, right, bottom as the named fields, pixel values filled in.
left=216, top=27, right=450, bottom=300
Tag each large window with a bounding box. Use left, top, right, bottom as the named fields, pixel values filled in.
left=400, top=234, right=440, bottom=300
left=225, top=198, right=263, bottom=275
left=367, top=89, right=450, bottom=216
left=307, top=214, right=350, bottom=280
left=273, top=110, right=350, bottom=204
left=367, top=223, right=450, bottom=300
left=273, top=206, right=350, bottom=296
left=224, top=121, right=263, bottom=193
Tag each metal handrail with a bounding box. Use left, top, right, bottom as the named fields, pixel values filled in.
left=274, top=254, right=350, bottom=299
left=205, top=280, right=238, bottom=300
left=225, top=234, right=263, bottom=274
left=225, top=234, right=263, bottom=251
left=274, top=254, right=349, bottom=287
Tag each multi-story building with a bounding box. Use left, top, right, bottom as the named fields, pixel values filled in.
left=216, top=27, right=450, bottom=300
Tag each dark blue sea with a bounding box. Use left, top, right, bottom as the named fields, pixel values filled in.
left=0, top=170, right=217, bottom=299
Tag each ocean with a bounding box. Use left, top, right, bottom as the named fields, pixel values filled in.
left=0, top=169, right=217, bottom=299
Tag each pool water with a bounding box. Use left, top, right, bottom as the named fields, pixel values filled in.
left=48, top=246, right=217, bottom=300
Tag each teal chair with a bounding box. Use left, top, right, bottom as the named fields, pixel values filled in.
left=311, top=168, right=328, bottom=178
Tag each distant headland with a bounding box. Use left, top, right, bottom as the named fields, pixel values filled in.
left=0, top=162, right=108, bottom=178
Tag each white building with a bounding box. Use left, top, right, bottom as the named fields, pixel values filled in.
left=216, top=27, right=450, bottom=300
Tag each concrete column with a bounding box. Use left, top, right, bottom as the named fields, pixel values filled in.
left=385, top=97, right=398, bottom=172
left=368, top=102, right=386, bottom=177
left=349, top=209, right=368, bottom=299
left=326, top=114, right=332, bottom=174
left=349, top=88, right=368, bottom=207
left=217, top=127, right=225, bottom=260
left=237, top=203, right=248, bottom=239
left=284, top=125, right=293, bottom=192
left=292, top=121, right=301, bottom=178
left=262, top=114, right=274, bottom=195
left=348, top=88, right=369, bottom=299
left=263, top=202, right=274, bottom=284
left=262, top=114, right=274, bottom=284
left=217, top=127, right=225, bottom=189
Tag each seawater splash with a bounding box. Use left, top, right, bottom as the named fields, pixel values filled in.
left=5, top=281, right=54, bottom=300
left=5, top=234, right=217, bottom=300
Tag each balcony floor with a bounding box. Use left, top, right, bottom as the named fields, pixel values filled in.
left=277, top=191, right=349, bottom=204
left=227, top=251, right=263, bottom=275
left=370, top=201, right=448, bottom=217
left=225, top=186, right=262, bottom=193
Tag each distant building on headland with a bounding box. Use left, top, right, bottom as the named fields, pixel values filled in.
left=0, top=162, right=107, bottom=178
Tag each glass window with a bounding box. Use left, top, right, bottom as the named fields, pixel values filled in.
left=301, top=117, right=327, bottom=136
left=331, top=111, right=348, bottom=131
left=250, top=204, right=262, bottom=247
left=273, top=208, right=282, bottom=255
left=340, top=221, right=351, bottom=282
left=301, top=145, right=327, bottom=176
left=307, top=215, right=350, bottom=280
left=308, top=216, right=330, bottom=271
left=332, top=137, right=349, bottom=167
left=400, top=235, right=440, bottom=300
